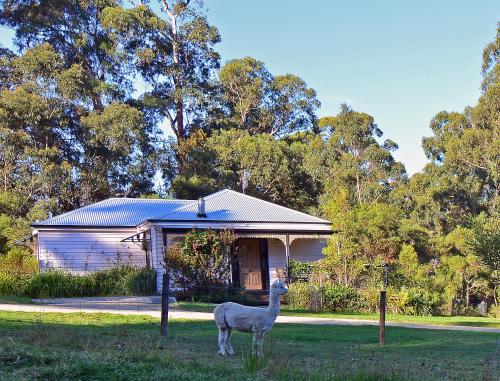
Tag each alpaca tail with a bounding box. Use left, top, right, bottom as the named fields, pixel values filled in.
left=214, top=303, right=229, bottom=329
left=223, top=309, right=229, bottom=329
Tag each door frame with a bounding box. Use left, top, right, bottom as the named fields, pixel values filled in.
left=234, top=238, right=269, bottom=290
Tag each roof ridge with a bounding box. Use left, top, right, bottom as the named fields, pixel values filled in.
left=220, top=189, right=330, bottom=223
left=107, top=197, right=194, bottom=202
left=154, top=189, right=230, bottom=220
left=156, top=188, right=329, bottom=223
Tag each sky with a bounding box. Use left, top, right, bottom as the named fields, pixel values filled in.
left=1, top=0, right=498, bottom=175
left=202, top=0, right=499, bottom=174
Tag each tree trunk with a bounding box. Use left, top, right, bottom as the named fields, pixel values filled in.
left=466, top=283, right=470, bottom=307
left=171, top=12, right=184, bottom=140
left=494, top=283, right=498, bottom=306
left=355, top=172, right=362, bottom=204
left=161, top=0, right=185, bottom=141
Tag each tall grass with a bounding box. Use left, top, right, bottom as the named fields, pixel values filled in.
left=0, top=265, right=156, bottom=298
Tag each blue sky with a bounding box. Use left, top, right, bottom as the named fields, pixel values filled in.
left=1, top=1, right=498, bottom=175
left=203, top=0, right=499, bottom=174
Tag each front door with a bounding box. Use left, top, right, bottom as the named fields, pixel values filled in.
left=238, top=239, right=262, bottom=290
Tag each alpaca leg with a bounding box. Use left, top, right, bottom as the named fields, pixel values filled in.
left=251, top=333, right=257, bottom=355
left=256, top=333, right=265, bottom=358
left=217, top=328, right=227, bottom=355
left=224, top=328, right=234, bottom=355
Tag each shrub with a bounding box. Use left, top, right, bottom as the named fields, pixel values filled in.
left=387, top=287, right=440, bottom=316
left=124, top=266, right=157, bottom=295
left=287, top=282, right=361, bottom=312
left=322, top=283, right=360, bottom=311
left=164, top=229, right=235, bottom=300
left=488, top=304, right=500, bottom=318
left=287, top=283, right=439, bottom=315
left=23, top=270, right=88, bottom=298
left=0, top=248, right=38, bottom=277
left=1, top=266, right=156, bottom=298
left=0, top=273, right=25, bottom=296
left=288, top=259, right=312, bottom=282
left=286, top=282, right=314, bottom=309
left=359, top=287, right=380, bottom=312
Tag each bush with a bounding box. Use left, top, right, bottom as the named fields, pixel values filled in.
left=23, top=270, right=88, bottom=298
left=488, top=304, right=500, bottom=318
left=164, top=229, right=235, bottom=300
left=287, top=282, right=360, bottom=312
left=323, top=283, right=361, bottom=311
left=286, top=282, right=314, bottom=309
left=0, top=273, right=26, bottom=296
left=288, top=259, right=312, bottom=282
left=359, top=287, right=380, bottom=312
left=0, top=266, right=156, bottom=298
left=387, top=287, right=439, bottom=316
left=287, top=283, right=439, bottom=315
left=0, top=248, right=38, bottom=277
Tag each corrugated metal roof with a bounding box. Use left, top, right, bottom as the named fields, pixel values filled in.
left=33, top=198, right=193, bottom=227
left=157, top=189, right=330, bottom=224
left=33, top=189, right=330, bottom=227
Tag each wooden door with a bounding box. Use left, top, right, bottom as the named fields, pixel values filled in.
left=238, top=239, right=262, bottom=290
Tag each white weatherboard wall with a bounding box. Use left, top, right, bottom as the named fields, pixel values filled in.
left=267, top=238, right=325, bottom=283
left=153, top=227, right=166, bottom=292
left=290, top=239, right=326, bottom=262
left=37, top=229, right=147, bottom=272
left=267, top=238, right=286, bottom=283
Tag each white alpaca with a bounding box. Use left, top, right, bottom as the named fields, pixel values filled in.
left=214, top=279, right=288, bottom=357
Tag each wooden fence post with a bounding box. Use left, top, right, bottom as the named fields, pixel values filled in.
left=161, top=272, right=170, bottom=337
left=379, top=290, right=386, bottom=345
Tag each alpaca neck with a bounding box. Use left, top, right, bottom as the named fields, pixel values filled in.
left=267, top=291, right=281, bottom=320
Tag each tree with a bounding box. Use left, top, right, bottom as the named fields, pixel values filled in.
left=323, top=201, right=403, bottom=287
left=0, top=0, right=160, bottom=207
left=394, top=163, right=481, bottom=234
left=166, top=128, right=320, bottom=211
left=469, top=214, right=500, bottom=305
left=416, top=24, right=499, bottom=218
left=219, top=57, right=320, bottom=136
left=101, top=1, right=221, bottom=141
left=317, top=104, right=407, bottom=207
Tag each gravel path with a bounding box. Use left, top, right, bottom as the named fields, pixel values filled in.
left=1, top=300, right=499, bottom=333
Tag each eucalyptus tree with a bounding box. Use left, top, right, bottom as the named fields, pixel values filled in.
left=317, top=104, right=407, bottom=207
left=99, top=0, right=221, bottom=173
left=0, top=0, right=159, bottom=208
left=219, top=57, right=320, bottom=136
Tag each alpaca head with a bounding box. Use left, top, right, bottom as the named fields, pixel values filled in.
left=271, top=279, right=288, bottom=296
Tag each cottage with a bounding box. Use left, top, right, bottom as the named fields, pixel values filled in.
left=31, top=189, right=332, bottom=291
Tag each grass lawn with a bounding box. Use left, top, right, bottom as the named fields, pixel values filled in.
left=175, top=302, right=500, bottom=329
left=0, top=296, right=33, bottom=305
left=0, top=311, right=499, bottom=380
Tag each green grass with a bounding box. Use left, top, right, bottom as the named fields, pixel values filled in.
left=175, top=302, right=500, bottom=328
left=0, top=296, right=33, bottom=304
left=0, top=311, right=499, bottom=380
